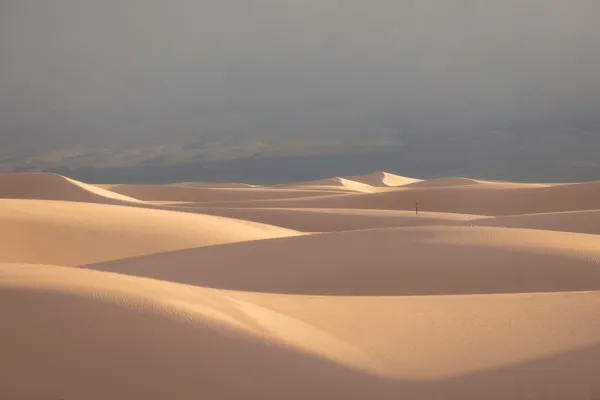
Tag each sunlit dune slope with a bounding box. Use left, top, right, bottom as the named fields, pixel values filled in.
left=0, top=199, right=299, bottom=266
left=193, top=180, right=600, bottom=215
left=0, top=173, right=142, bottom=204
left=84, top=226, right=600, bottom=295
left=343, top=171, right=421, bottom=187
left=190, top=207, right=482, bottom=232
left=3, top=263, right=600, bottom=400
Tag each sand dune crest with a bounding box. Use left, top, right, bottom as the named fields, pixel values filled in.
left=0, top=172, right=143, bottom=204
left=343, top=171, right=421, bottom=187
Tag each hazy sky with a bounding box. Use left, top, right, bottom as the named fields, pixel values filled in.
left=1, top=0, right=599, bottom=150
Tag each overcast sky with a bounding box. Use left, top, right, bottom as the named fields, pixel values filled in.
left=1, top=0, right=599, bottom=150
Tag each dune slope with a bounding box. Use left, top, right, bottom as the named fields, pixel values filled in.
left=343, top=171, right=421, bottom=187
left=109, top=184, right=350, bottom=202
left=84, top=226, right=600, bottom=295
left=190, top=207, right=482, bottom=232
left=265, top=177, right=376, bottom=193
left=0, top=199, right=299, bottom=266
left=193, top=180, right=600, bottom=216
left=2, top=264, right=600, bottom=400
left=472, top=210, right=600, bottom=235
left=0, top=173, right=142, bottom=204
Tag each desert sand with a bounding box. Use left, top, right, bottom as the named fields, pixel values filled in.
left=2, top=171, right=600, bottom=399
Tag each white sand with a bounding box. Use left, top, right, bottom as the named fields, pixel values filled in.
left=2, top=171, right=600, bottom=399
left=343, top=171, right=421, bottom=187
left=0, top=199, right=299, bottom=266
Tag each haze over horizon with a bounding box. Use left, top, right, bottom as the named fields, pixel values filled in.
left=1, top=0, right=599, bottom=182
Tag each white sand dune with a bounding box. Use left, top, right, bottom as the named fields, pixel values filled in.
left=0, top=172, right=143, bottom=204
left=343, top=171, right=421, bottom=187
left=403, top=177, right=551, bottom=189
left=194, top=180, right=600, bottom=215
left=472, top=210, right=600, bottom=235
left=4, top=172, right=600, bottom=400
left=189, top=207, right=482, bottom=232
left=403, top=177, right=483, bottom=187
left=2, top=263, right=600, bottom=399
left=169, top=181, right=256, bottom=188
left=109, top=183, right=350, bottom=201
left=266, top=176, right=376, bottom=193
left=83, top=226, right=600, bottom=296
left=0, top=199, right=299, bottom=266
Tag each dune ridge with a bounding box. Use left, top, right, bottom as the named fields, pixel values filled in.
left=0, top=172, right=143, bottom=205
left=343, top=171, right=421, bottom=187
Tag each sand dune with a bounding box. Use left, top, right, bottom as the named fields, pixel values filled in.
left=109, top=183, right=351, bottom=201
left=472, top=210, right=600, bottom=235
left=190, top=207, right=482, bottom=232
left=194, top=180, right=600, bottom=215
left=403, top=177, right=482, bottom=187
left=266, top=176, right=376, bottom=193
left=5, top=171, right=600, bottom=400
left=3, top=263, right=600, bottom=399
left=0, top=172, right=143, bottom=204
left=343, top=171, right=421, bottom=187
left=169, top=181, right=256, bottom=188
left=0, top=199, right=299, bottom=266
left=84, top=226, right=600, bottom=295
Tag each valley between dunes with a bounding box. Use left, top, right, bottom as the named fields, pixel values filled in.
left=2, top=171, right=600, bottom=399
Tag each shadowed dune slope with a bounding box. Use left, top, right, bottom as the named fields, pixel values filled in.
left=191, top=207, right=482, bottom=232
left=0, top=173, right=143, bottom=204
left=84, top=226, right=600, bottom=296
left=472, top=210, right=600, bottom=235
left=3, top=264, right=600, bottom=399
left=0, top=264, right=389, bottom=400
left=343, top=171, right=421, bottom=187
left=109, top=184, right=350, bottom=202
left=0, top=199, right=299, bottom=266
left=191, top=180, right=600, bottom=216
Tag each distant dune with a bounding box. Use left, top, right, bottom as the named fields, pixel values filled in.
left=169, top=181, right=256, bottom=188
left=3, top=170, right=600, bottom=399
left=192, top=180, right=600, bottom=216
left=343, top=171, right=421, bottom=187
left=265, top=176, right=376, bottom=193
left=403, top=177, right=482, bottom=187
left=108, top=183, right=352, bottom=201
